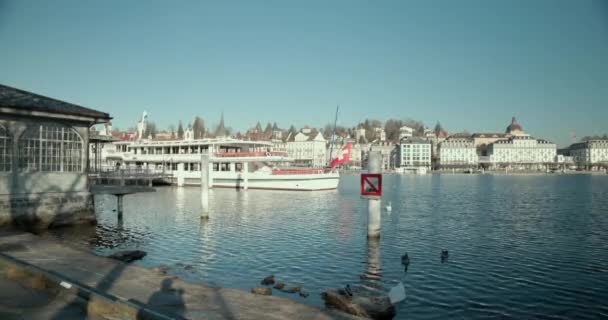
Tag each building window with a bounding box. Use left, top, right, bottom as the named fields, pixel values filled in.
left=18, top=124, right=83, bottom=172
left=0, top=125, right=12, bottom=172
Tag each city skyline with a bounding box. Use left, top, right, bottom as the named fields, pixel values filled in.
left=1, top=0, right=607, bottom=147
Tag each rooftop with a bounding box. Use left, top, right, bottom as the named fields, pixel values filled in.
left=0, top=84, right=111, bottom=123
left=400, top=136, right=431, bottom=144
left=506, top=116, right=523, bottom=134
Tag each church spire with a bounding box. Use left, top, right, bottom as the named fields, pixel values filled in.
left=215, top=111, right=227, bottom=137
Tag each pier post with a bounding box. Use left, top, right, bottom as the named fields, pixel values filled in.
left=208, top=162, right=214, bottom=188
left=116, top=194, right=124, bottom=220
left=243, top=162, right=249, bottom=190
left=201, top=154, right=209, bottom=219
left=367, top=151, right=382, bottom=239
left=177, top=163, right=185, bottom=187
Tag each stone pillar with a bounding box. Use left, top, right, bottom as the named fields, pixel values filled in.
left=367, top=151, right=382, bottom=239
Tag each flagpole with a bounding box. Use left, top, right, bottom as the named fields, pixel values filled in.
left=329, top=105, right=339, bottom=167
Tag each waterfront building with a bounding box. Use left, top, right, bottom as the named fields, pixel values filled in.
left=0, top=84, right=111, bottom=228
left=438, top=137, right=478, bottom=169
left=486, top=137, right=557, bottom=170
left=397, top=137, right=432, bottom=172
left=482, top=117, right=557, bottom=170
left=284, top=128, right=327, bottom=168
left=568, top=140, right=608, bottom=169
left=472, top=133, right=509, bottom=150
left=555, top=154, right=574, bottom=165
left=370, top=142, right=395, bottom=171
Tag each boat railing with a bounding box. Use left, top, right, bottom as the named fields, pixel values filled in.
left=271, top=169, right=329, bottom=175
left=213, top=151, right=289, bottom=158
left=91, top=167, right=170, bottom=176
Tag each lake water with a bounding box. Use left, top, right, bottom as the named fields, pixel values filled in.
left=45, top=174, right=608, bottom=319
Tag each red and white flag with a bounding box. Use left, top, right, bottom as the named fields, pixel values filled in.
left=330, top=143, right=352, bottom=169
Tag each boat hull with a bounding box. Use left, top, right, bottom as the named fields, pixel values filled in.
left=178, top=171, right=340, bottom=191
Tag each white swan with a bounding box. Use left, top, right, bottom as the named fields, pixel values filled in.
left=385, top=201, right=392, bottom=212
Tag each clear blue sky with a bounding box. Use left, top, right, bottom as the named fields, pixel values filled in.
left=1, top=0, right=607, bottom=146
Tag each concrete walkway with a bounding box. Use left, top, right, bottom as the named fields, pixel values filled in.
left=0, top=275, right=92, bottom=320
left=0, top=230, right=357, bottom=320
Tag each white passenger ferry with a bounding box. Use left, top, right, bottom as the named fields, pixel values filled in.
left=105, top=138, right=341, bottom=191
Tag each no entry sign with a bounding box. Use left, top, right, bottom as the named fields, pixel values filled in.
left=361, top=173, right=382, bottom=198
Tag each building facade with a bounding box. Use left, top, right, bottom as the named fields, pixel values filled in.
left=374, top=127, right=386, bottom=142
left=0, top=84, right=111, bottom=229
left=486, top=137, right=557, bottom=169
left=399, top=126, right=413, bottom=140
left=397, top=137, right=432, bottom=171
left=438, top=138, right=478, bottom=168
left=569, top=140, right=608, bottom=168
left=284, top=129, right=327, bottom=168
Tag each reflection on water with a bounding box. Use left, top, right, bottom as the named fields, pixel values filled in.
left=44, top=175, right=608, bottom=319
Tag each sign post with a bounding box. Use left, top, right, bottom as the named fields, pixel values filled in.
left=363, top=151, right=382, bottom=239
left=361, top=174, right=382, bottom=198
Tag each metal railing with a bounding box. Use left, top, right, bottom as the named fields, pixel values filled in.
left=89, top=167, right=173, bottom=186
left=213, top=151, right=289, bottom=158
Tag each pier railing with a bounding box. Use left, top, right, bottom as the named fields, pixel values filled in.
left=89, top=167, right=173, bottom=186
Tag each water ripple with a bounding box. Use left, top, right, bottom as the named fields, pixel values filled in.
left=43, top=174, right=608, bottom=319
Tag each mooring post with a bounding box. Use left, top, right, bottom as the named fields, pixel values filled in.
left=120, top=169, right=125, bottom=186
left=201, top=154, right=209, bottom=219
left=243, top=162, right=249, bottom=190
left=116, top=194, right=124, bottom=220
left=366, top=234, right=381, bottom=278
left=208, top=162, right=214, bottom=188
left=177, top=163, right=185, bottom=187
left=367, top=151, right=382, bottom=239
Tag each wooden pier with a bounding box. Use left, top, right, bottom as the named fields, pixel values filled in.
left=90, top=185, right=155, bottom=220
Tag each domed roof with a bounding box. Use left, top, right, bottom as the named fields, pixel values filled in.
left=506, top=117, right=523, bottom=134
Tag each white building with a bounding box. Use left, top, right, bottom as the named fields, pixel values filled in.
left=397, top=137, right=432, bottom=171
left=569, top=140, right=608, bottom=168
left=284, top=130, right=327, bottom=168
left=374, top=127, right=386, bottom=142
left=355, top=127, right=367, bottom=144
left=271, top=129, right=283, bottom=142
left=486, top=136, right=556, bottom=169
left=555, top=154, right=574, bottom=164
left=184, top=125, right=194, bottom=141
left=399, top=126, right=413, bottom=140
left=438, top=138, right=478, bottom=168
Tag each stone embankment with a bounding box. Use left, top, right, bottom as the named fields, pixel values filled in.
left=0, top=230, right=361, bottom=320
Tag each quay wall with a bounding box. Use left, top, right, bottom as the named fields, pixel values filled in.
left=0, top=191, right=95, bottom=229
